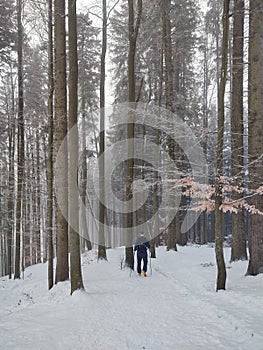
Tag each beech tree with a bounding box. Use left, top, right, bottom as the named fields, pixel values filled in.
left=215, top=0, right=229, bottom=291
left=47, top=0, right=54, bottom=290
left=125, top=0, right=142, bottom=269
left=98, top=0, right=107, bottom=260
left=14, top=0, right=24, bottom=279
left=68, top=0, right=84, bottom=293
left=161, top=0, right=177, bottom=252
left=246, top=0, right=263, bottom=276
left=54, top=0, right=69, bottom=283
left=230, top=0, right=247, bottom=262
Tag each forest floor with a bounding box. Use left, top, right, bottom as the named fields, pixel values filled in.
left=0, top=245, right=262, bottom=350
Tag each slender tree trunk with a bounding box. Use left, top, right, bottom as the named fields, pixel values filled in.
left=24, top=147, right=30, bottom=268
left=47, top=0, right=54, bottom=290
left=7, top=68, right=15, bottom=278
left=80, top=92, right=92, bottom=251
left=68, top=0, right=84, bottom=293
left=215, top=0, right=229, bottom=291
left=161, top=0, right=173, bottom=111
left=54, top=0, right=69, bottom=283
left=14, top=0, right=24, bottom=279
left=31, top=150, right=37, bottom=265
left=246, top=0, right=263, bottom=276
left=7, top=136, right=14, bottom=278
left=230, top=0, right=247, bottom=262
left=161, top=0, right=177, bottom=251
left=215, top=1, right=221, bottom=111
left=42, top=135, right=48, bottom=264
left=36, top=132, right=41, bottom=263
left=125, top=0, right=142, bottom=269
left=202, top=41, right=208, bottom=244
left=98, top=0, right=107, bottom=260
left=150, top=122, right=160, bottom=260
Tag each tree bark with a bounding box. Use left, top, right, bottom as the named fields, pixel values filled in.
left=68, top=0, right=84, bottom=293
left=80, top=96, right=92, bottom=251
left=161, top=0, right=177, bottom=251
left=98, top=0, right=107, bottom=260
left=246, top=0, right=263, bottom=276
left=7, top=66, right=15, bottom=279
left=202, top=41, right=209, bottom=245
left=54, top=0, right=69, bottom=283
left=215, top=0, right=229, bottom=291
left=14, top=0, right=24, bottom=279
left=230, top=0, right=247, bottom=262
left=36, top=131, right=41, bottom=264
left=125, top=0, right=142, bottom=269
left=47, top=0, right=54, bottom=290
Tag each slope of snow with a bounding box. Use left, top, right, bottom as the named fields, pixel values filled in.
left=0, top=246, right=262, bottom=350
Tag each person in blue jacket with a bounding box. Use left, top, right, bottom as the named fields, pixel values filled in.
left=134, top=232, right=150, bottom=276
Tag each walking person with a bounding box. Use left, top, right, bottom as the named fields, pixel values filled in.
left=134, top=232, right=150, bottom=277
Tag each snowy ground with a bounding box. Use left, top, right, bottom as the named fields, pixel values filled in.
left=0, top=246, right=262, bottom=350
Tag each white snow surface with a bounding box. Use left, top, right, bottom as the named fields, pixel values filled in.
left=0, top=246, right=262, bottom=350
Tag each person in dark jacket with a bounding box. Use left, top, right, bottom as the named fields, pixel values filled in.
left=134, top=232, right=150, bottom=276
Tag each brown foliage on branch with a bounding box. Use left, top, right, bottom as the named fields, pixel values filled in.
left=171, top=176, right=263, bottom=215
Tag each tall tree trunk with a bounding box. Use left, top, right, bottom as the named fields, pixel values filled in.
left=80, top=91, right=92, bottom=251
left=7, top=67, right=15, bottom=278
left=246, top=0, right=263, bottom=276
left=54, top=0, right=69, bottom=283
left=125, top=0, right=142, bottom=269
left=42, top=135, right=48, bottom=264
left=36, top=131, right=41, bottom=263
left=31, top=149, right=37, bottom=265
left=14, top=0, right=24, bottom=279
left=202, top=40, right=209, bottom=244
left=161, top=0, right=177, bottom=252
left=7, top=132, right=14, bottom=278
left=68, top=0, right=84, bottom=293
left=24, top=145, right=31, bottom=268
left=161, top=0, right=173, bottom=111
left=98, top=0, right=107, bottom=260
left=230, top=0, right=247, bottom=262
left=47, top=0, right=54, bottom=290
left=215, top=0, right=229, bottom=291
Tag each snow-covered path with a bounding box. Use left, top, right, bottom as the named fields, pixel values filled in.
left=0, top=246, right=262, bottom=350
